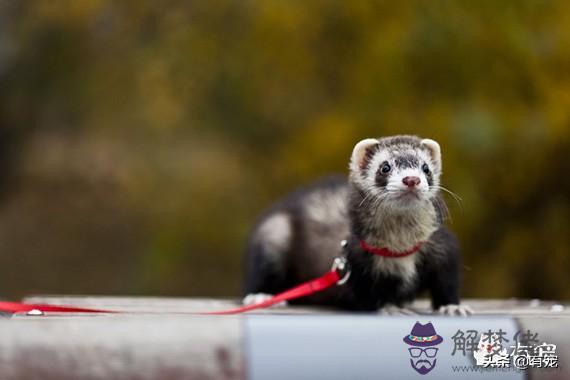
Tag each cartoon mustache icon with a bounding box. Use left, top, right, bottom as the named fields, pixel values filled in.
left=411, top=359, right=437, bottom=375
left=413, top=359, right=434, bottom=368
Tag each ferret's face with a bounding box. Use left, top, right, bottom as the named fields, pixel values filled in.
left=350, top=137, right=442, bottom=208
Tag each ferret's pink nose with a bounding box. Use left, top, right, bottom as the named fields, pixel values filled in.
left=402, top=176, right=421, bottom=188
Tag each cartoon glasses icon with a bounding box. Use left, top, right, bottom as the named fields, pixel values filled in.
left=408, top=347, right=439, bottom=358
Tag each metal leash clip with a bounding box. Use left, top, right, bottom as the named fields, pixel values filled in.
left=331, top=256, right=351, bottom=286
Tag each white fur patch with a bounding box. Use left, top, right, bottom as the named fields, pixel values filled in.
left=242, top=293, right=288, bottom=307
left=304, top=187, right=348, bottom=224
left=387, top=167, right=430, bottom=194
left=372, top=254, right=419, bottom=284
left=376, top=206, right=436, bottom=249
left=437, top=304, right=473, bottom=317
left=254, top=213, right=292, bottom=260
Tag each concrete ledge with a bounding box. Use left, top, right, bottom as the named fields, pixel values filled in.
left=0, top=296, right=568, bottom=380
left=0, top=315, right=244, bottom=380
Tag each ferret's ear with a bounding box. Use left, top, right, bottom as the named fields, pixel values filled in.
left=421, top=138, right=442, bottom=171
left=350, top=138, right=379, bottom=172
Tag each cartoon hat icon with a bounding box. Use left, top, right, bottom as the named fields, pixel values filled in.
left=403, top=322, right=443, bottom=346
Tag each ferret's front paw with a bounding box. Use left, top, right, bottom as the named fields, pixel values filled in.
left=242, top=293, right=288, bottom=308
left=379, top=305, right=418, bottom=316
left=437, top=304, right=473, bottom=317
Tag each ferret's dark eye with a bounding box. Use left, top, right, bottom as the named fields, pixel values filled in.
left=422, top=163, right=431, bottom=175
left=381, top=162, right=391, bottom=174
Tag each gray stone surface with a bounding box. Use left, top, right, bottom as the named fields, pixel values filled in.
left=21, top=295, right=570, bottom=316
left=0, top=296, right=568, bottom=380
left=0, top=312, right=244, bottom=380
left=518, top=317, right=570, bottom=380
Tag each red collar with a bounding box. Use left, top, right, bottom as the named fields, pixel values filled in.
left=359, top=240, right=424, bottom=258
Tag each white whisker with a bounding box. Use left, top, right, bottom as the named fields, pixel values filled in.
left=358, top=192, right=373, bottom=208
left=430, top=185, right=463, bottom=209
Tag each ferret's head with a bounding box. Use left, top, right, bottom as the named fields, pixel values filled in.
left=349, top=135, right=442, bottom=208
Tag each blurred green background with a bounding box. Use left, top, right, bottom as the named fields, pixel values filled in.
left=0, top=0, right=568, bottom=300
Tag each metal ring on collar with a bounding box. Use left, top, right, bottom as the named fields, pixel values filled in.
left=331, top=256, right=351, bottom=286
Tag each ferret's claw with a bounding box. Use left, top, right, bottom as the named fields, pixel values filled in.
left=379, top=305, right=418, bottom=316
left=437, top=304, right=473, bottom=317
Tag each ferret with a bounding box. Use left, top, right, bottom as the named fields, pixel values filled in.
left=243, top=135, right=470, bottom=316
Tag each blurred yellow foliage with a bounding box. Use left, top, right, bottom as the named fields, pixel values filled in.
left=0, top=0, right=568, bottom=299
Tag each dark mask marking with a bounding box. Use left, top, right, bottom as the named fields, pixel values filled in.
left=375, top=167, right=389, bottom=187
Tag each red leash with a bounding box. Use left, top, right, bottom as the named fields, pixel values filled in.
left=0, top=258, right=350, bottom=316
left=203, top=269, right=342, bottom=315
left=0, top=301, right=113, bottom=314
left=359, top=240, right=424, bottom=258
